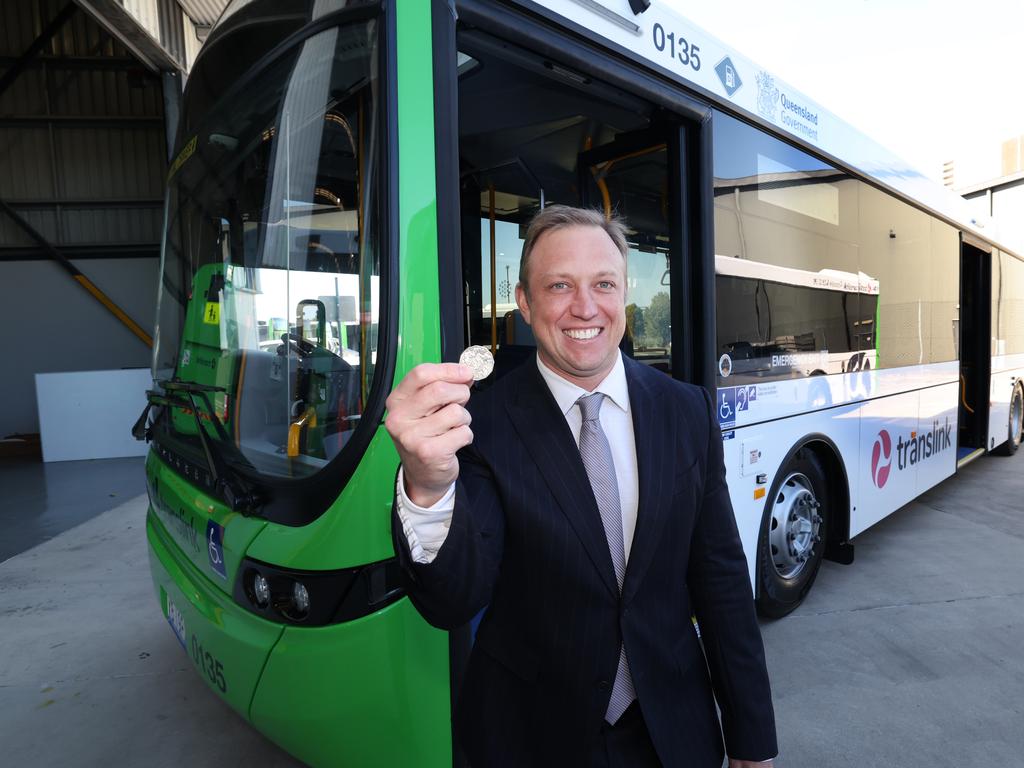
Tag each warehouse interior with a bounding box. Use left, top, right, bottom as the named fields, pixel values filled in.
left=0, top=0, right=228, bottom=551
left=0, top=0, right=215, bottom=447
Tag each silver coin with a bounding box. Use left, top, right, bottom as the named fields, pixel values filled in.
left=460, top=345, right=494, bottom=381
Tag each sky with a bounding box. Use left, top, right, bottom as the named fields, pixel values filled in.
left=670, top=0, right=1024, bottom=188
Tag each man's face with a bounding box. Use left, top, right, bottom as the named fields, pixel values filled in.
left=516, top=224, right=627, bottom=390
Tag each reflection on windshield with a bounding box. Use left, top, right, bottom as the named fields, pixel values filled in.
left=153, top=19, right=380, bottom=479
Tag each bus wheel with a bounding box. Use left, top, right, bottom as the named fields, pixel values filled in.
left=995, top=384, right=1024, bottom=456
left=756, top=449, right=828, bottom=618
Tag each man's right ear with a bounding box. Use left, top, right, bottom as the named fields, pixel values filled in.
left=514, top=282, right=532, bottom=325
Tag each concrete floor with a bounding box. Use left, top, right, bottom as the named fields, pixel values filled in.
left=0, top=456, right=146, bottom=562
left=763, top=449, right=1024, bottom=767
left=0, top=450, right=1021, bottom=767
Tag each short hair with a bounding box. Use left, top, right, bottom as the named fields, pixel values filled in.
left=518, top=205, right=629, bottom=292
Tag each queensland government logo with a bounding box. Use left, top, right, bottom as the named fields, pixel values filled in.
left=755, top=70, right=779, bottom=121
left=870, top=418, right=953, bottom=489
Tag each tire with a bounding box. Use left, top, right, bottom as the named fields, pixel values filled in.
left=755, top=448, right=830, bottom=619
left=995, top=384, right=1023, bottom=456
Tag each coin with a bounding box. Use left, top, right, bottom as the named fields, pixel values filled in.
left=460, top=345, right=494, bottom=381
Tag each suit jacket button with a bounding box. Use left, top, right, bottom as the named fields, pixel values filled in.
left=598, top=679, right=609, bottom=690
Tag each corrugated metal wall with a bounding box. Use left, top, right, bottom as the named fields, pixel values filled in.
left=0, top=0, right=166, bottom=256
left=0, top=0, right=167, bottom=439
left=120, top=0, right=162, bottom=42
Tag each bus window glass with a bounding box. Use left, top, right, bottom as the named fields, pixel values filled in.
left=990, top=185, right=1024, bottom=255
left=857, top=183, right=958, bottom=369
left=584, top=145, right=672, bottom=370
left=154, top=20, right=381, bottom=479
left=712, top=110, right=862, bottom=385
left=478, top=217, right=524, bottom=346
left=929, top=219, right=960, bottom=363
left=993, top=250, right=1024, bottom=356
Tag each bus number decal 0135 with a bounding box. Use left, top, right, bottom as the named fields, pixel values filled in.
left=651, top=22, right=701, bottom=72
left=191, top=634, right=227, bottom=693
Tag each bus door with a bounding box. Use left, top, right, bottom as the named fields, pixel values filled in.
left=958, top=238, right=991, bottom=463
left=452, top=23, right=711, bottom=386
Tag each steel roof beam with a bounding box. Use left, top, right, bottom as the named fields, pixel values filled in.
left=0, top=2, right=79, bottom=101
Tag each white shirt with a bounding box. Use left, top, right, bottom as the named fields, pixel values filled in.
left=396, top=351, right=640, bottom=565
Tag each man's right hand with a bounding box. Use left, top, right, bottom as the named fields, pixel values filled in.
left=384, top=363, right=475, bottom=507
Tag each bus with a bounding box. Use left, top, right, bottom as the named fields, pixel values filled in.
left=138, top=0, right=1024, bottom=765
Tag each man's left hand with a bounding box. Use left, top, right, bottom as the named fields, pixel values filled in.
left=728, top=760, right=774, bottom=768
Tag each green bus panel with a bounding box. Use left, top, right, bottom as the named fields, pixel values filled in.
left=243, top=429, right=400, bottom=569
left=147, top=507, right=283, bottom=715
left=146, top=450, right=266, bottom=594
left=250, top=600, right=453, bottom=768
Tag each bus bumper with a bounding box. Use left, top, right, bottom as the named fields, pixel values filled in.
left=148, top=506, right=453, bottom=768
left=146, top=507, right=283, bottom=718
left=250, top=598, right=452, bottom=768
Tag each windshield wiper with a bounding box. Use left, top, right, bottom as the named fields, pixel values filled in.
left=150, top=379, right=262, bottom=515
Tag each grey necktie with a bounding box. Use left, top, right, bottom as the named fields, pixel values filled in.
left=576, top=392, right=636, bottom=724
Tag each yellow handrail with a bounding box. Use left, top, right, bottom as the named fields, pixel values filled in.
left=287, top=407, right=318, bottom=458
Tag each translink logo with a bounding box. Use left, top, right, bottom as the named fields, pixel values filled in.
left=870, top=418, right=953, bottom=488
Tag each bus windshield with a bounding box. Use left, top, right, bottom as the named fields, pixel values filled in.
left=152, top=16, right=381, bottom=480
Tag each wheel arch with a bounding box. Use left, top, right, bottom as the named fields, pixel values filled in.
left=995, top=378, right=1024, bottom=456
left=772, top=432, right=852, bottom=564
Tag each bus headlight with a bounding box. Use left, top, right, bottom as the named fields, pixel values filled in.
left=290, top=581, right=310, bottom=619
left=234, top=557, right=406, bottom=626
left=253, top=572, right=271, bottom=608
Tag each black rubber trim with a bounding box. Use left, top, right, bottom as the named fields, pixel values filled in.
left=434, top=0, right=464, bottom=362
left=232, top=556, right=405, bottom=626
left=693, top=113, right=717, bottom=391
left=668, top=125, right=689, bottom=382
left=430, top=4, right=473, bottom=766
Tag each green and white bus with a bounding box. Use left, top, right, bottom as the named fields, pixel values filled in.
left=140, top=0, right=1024, bottom=765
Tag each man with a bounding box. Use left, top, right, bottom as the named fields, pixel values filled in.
left=385, top=205, right=777, bottom=767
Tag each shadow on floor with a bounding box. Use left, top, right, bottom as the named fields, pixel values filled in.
left=0, top=456, right=146, bottom=562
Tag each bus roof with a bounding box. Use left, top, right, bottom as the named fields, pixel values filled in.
left=524, top=0, right=1019, bottom=256
left=715, top=254, right=880, bottom=295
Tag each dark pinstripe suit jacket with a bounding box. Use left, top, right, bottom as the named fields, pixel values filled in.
left=395, top=355, right=777, bottom=767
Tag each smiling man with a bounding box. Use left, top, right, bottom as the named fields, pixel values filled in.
left=385, top=205, right=777, bottom=767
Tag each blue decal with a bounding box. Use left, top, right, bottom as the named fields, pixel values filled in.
left=737, top=384, right=757, bottom=411
left=722, top=430, right=736, bottom=441
left=715, top=56, right=743, bottom=97
left=718, top=387, right=736, bottom=428
left=206, top=520, right=227, bottom=580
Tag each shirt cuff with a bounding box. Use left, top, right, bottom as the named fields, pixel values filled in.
left=395, top=467, right=456, bottom=564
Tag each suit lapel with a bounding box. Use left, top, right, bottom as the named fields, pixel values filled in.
left=505, top=362, right=620, bottom=598
left=622, top=358, right=677, bottom=606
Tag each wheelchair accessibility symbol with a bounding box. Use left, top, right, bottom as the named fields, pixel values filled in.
left=718, top=388, right=737, bottom=427
left=206, top=520, right=227, bottom=580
